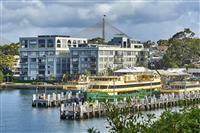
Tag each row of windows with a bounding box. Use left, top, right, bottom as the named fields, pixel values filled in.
left=21, top=39, right=87, bottom=48
left=99, top=50, right=138, bottom=56
left=20, top=51, right=55, bottom=56
left=92, top=82, right=161, bottom=89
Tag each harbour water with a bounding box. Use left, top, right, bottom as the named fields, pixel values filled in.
left=0, top=89, right=107, bottom=133
left=0, top=89, right=193, bottom=133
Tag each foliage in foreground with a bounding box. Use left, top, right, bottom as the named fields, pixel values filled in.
left=88, top=105, right=200, bottom=133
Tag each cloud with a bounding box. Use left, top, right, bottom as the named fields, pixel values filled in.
left=1, top=0, right=200, bottom=42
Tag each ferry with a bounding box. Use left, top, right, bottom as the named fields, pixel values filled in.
left=160, top=81, right=200, bottom=93
left=88, top=73, right=162, bottom=95
left=63, top=76, right=89, bottom=91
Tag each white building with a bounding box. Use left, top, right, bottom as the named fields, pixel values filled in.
left=19, top=35, right=87, bottom=80
left=13, top=55, right=20, bottom=78
left=70, top=37, right=148, bottom=75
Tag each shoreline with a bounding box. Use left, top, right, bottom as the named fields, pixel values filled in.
left=0, top=83, right=63, bottom=90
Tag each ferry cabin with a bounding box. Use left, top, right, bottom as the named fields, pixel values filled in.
left=88, top=73, right=161, bottom=95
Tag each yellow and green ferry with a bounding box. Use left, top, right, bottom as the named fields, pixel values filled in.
left=88, top=73, right=161, bottom=95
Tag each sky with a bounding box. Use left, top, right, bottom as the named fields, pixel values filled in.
left=1, top=0, right=200, bottom=43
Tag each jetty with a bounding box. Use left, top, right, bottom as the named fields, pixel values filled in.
left=60, top=90, right=200, bottom=120
left=32, top=91, right=85, bottom=107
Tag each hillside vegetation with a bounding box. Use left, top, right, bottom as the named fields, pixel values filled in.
left=161, top=28, right=200, bottom=68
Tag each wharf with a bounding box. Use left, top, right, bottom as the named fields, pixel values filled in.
left=60, top=90, right=200, bottom=120
left=0, top=83, right=63, bottom=90
left=32, top=91, right=84, bottom=107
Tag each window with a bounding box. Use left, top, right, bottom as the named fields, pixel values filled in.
left=29, top=52, right=37, bottom=56
left=68, top=40, right=71, bottom=44
left=104, top=58, right=108, bottom=62
left=73, top=40, right=76, bottom=44
left=72, top=51, right=78, bottom=56
left=47, top=39, right=54, bottom=48
left=47, top=51, right=55, bottom=56
left=29, top=40, right=37, bottom=48
left=99, top=51, right=103, bottom=55
left=57, top=39, right=61, bottom=43
left=57, top=39, right=61, bottom=48
left=38, top=39, right=45, bottom=48
left=57, top=44, right=61, bottom=48
left=21, top=40, right=28, bottom=48
left=21, top=52, right=28, bottom=56
left=39, top=51, right=45, bottom=56
left=30, top=58, right=36, bottom=62
left=99, top=57, right=103, bottom=62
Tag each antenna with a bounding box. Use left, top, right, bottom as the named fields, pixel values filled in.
left=102, top=15, right=106, bottom=44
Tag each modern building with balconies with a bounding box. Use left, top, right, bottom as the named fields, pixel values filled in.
left=70, top=37, right=149, bottom=75
left=19, top=35, right=87, bottom=80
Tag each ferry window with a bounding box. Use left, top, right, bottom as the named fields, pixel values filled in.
left=73, top=40, right=76, bottom=44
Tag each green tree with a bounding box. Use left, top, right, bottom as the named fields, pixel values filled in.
left=83, top=69, right=91, bottom=77
left=0, top=70, right=3, bottom=83
left=88, top=105, right=200, bottom=133
left=161, top=28, right=200, bottom=68
left=49, top=74, right=55, bottom=81
left=88, top=37, right=104, bottom=44
left=62, top=73, right=69, bottom=82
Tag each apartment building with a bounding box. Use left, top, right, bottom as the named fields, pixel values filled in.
left=70, top=37, right=148, bottom=75
left=19, top=35, right=87, bottom=80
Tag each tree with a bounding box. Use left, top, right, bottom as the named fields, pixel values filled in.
left=62, top=73, right=69, bottom=82
left=0, top=70, right=3, bottom=83
left=161, top=28, right=200, bottom=68
left=83, top=69, right=91, bottom=77
left=88, top=105, right=200, bottom=133
left=107, top=67, right=114, bottom=76
left=88, top=37, right=104, bottom=44
left=49, top=74, right=55, bottom=81
left=143, top=40, right=155, bottom=48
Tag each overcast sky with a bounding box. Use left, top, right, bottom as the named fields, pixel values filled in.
left=1, top=0, right=200, bottom=43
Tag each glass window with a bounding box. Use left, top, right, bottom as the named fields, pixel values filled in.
left=99, top=51, right=103, bottom=55
left=29, top=40, right=37, bottom=48
left=73, top=40, right=76, bottom=44
left=38, top=39, right=45, bottom=48
left=72, top=51, right=78, bottom=56
left=99, top=57, right=103, bottom=62
left=57, top=39, right=61, bottom=43
left=39, top=51, right=45, bottom=56
left=29, top=52, right=37, bottom=56
left=68, top=40, right=71, bottom=44
left=30, top=58, right=36, bottom=62
left=109, top=57, right=113, bottom=62
left=47, top=39, right=54, bottom=48
left=21, top=40, right=28, bottom=48
left=57, top=44, right=61, bottom=48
